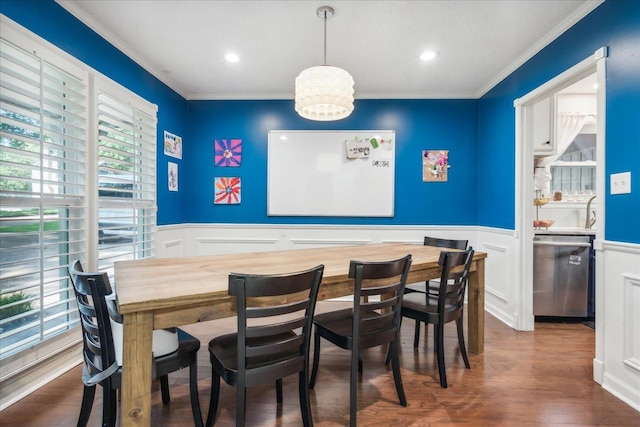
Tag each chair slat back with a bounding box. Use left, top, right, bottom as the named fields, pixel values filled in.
left=423, top=236, right=468, bottom=250
left=436, top=249, right=474, bottom=322
left=68, top=260, right=117, bottom=379
left=349, top=255, right=412, bottom=348
left=228, top=265, right=324, bottom=387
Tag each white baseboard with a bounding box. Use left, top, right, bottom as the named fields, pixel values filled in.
left=593, top=357, right=604, bottom=384
left=0, top=343, right=82, bottom=410
left=602, top=372, right=640, bottom=412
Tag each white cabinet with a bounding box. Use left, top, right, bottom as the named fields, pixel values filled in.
left=532, top=96, right=555, bottom=155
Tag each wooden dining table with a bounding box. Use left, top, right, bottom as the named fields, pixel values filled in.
left=114, top=242, right=487, bottom=426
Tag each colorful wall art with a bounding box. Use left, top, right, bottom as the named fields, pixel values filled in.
left=214, top=139, right=242, bottom=167
left=214, top=177, right=241, bottom=204
left=164, top=131, right=182, bottom=159
left=423, top=150, right=449, bottom=182
left=168, top=162, right=178, bottom=191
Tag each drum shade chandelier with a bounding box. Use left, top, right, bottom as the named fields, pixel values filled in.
left=295, top=6, right=354, bottom=121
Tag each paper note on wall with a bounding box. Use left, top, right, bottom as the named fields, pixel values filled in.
left=346, top=138, right=371, bottom=159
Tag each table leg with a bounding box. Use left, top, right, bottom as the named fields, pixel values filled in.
left=467, top=258, right=485, bottom=354
left=121, top=311, right=154, bottom=426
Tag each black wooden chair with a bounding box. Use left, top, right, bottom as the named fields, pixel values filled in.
left=404, top=236, right=468, bottom=347
left=309, top=255, right=412, bottom=427
left=400, top=248, right=474, bottom=388
left=205, top=265, right=324, bottom=427
left=68, top=260, right=203, bottom=427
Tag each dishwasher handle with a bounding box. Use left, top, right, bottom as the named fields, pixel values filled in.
left=533, top=241, right=591, bottom=248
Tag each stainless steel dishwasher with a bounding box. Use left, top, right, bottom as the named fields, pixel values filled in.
left=533, top=234, right=592, bottom=317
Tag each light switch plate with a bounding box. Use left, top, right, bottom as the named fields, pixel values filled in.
left=610, top=171, right=631, bottom=194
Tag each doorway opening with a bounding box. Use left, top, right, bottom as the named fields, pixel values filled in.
left=532, top=73, right=597, bottom=327
left=513, top=47, right=606, bottom=347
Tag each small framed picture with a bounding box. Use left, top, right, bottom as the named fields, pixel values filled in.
left=214, top=139, right=242, bottom=167
left=214, top=177, right=241, bottom=204
left=422, top=150, right=449, bottom=182
left=168, top=162, right=178, bottom=191
left=164, top=131, right=182, bottom=159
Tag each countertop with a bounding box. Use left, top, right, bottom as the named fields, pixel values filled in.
left=534, top=227, right=596, bottom=235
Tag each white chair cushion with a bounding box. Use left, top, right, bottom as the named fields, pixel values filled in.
left=106, top=294, right=179, bottom=366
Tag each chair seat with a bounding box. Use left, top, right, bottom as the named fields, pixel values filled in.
left=313, top=308, right=387, bottom=342
left=401, top=292, right=438, bottom=314
left=209, top=331, right=300, bottom=383
left=110, top=319, right=181, bottom=366
left=313, top=308, right=356, bottom=336
left=107, top=294, right=182, bottom=366
left=154, top=329, right=201, bottom=377
left=110, top=328, right=201, bottom=389
left=404, top=280, right=439, bottom=294
left=402, top=292, right=463, bottom=325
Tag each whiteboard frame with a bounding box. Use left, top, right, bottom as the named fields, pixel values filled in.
left=267, top=130, right=395, bottom=217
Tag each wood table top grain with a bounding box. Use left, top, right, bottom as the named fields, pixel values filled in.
left=115, top=242, right=484, bottom=315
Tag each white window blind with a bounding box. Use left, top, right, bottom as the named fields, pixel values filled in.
left=0, top=37, right=88, bottom=358
left=550, top=134, right=596, bottom=195
left=96, top=85, right=157, bottom=280
left=0, top=18, right=157, bottom=379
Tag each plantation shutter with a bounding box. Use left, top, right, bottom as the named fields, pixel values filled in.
left=0, top=37, right=88, bottom=357
left=96, top=84, right=157, bottom=279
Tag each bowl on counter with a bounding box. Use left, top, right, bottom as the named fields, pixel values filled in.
left=533, top=219, right=555, bottom=229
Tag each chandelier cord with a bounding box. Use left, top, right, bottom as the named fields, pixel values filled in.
left=322, top=9, right=327, bottom=66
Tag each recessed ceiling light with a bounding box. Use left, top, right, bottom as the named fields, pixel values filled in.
left=420, top=50, right=438, bottom=61
left=225, top=53, right=240, bottom=63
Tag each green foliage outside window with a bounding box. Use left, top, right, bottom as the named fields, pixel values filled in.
left=1, top=109, right=41, bottom=192
left=0, top=292, right=33, bottom=321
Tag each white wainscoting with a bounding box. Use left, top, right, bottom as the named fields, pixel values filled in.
left=157, top=223, right=471, bottom=255
left=599, top=241, right=640, bottom=411
left=475, top=227, right=519, bottom=328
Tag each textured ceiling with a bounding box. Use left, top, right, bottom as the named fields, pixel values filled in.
left=56, top=0, right=601, bottom=100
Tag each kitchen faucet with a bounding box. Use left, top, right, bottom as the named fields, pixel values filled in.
left=585, top=195, right=596, bottom=229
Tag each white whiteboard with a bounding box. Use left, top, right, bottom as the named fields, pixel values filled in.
left=267, top=130, right=395, bottom=217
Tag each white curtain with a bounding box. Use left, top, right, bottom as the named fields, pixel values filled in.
left=535, top=113, right=596, bottom=194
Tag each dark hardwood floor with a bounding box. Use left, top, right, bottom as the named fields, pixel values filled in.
left=1, top=301, right=637, bottom=426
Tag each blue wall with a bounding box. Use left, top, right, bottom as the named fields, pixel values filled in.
left=1, top=0, right=191, bottom=225
left=188, top=99, right=478, bottom=225
left=3, top=0, right=639, bottom=243
left=477, top=0, right=640, bottom=243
